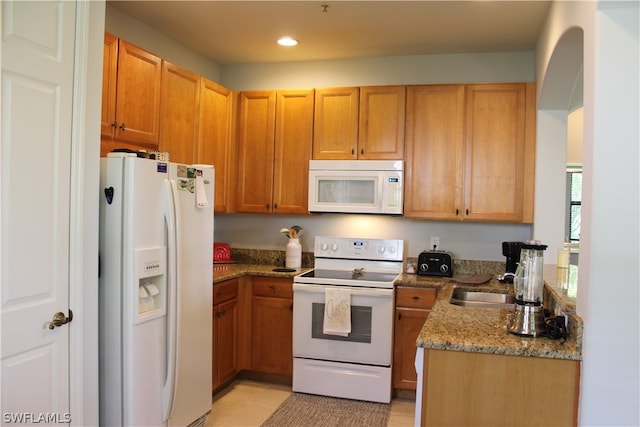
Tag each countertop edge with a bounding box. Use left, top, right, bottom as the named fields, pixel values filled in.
left=213, top=264, right=582, bottom=361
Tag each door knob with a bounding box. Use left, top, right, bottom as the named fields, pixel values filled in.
left=48, top=310, right=73, bottom=330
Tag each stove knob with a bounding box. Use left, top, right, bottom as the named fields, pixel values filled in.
left=388, top=246, right=396, bottom=253
left=377, top=245, right=385, bottom=253
left=331, top=243, right=339, bottom=252
left=320, top=242, right=328, bottom=251
left=440, top=264, right=449, bottom=273
left=419, top=263, right=429, bottom=272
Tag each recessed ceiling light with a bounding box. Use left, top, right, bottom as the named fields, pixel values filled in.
left=277, top=37, right=298, bottom=47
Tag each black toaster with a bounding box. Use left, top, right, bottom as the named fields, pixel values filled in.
left=417, top=251, right=453, bottom=277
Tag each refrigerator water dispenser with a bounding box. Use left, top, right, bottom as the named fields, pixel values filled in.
left=134, top=247, right=167, bottom=321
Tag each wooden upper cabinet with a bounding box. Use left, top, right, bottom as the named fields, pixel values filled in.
left=463, top=83, right=532, bottom=222
left=114, top=39, right=162, bottom=144
left=358, top=86, right=406, bottom=159
left=404, top=85, right=465, bottom=220
left=405, top=83, right=535, bottom=223
left=101, top=34, right=162, bottom=154
left=273, top=90, right=314, bottom=214
left=236, top=89, right=314, bottom=214
left=236, top=91, right=277, bottom=213
left=159, top=61, right=200, bottom=165
left=312, top=87, right=359, bottom=159
left=197, top=78, right=233, bottom=213
left=101, top=33, right=118, bottom=137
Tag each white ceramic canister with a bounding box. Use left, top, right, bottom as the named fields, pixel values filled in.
left=285, top=238, right=302, bottom=268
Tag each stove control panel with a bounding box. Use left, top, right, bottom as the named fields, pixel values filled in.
left=314, top=236, right=404, bottom=261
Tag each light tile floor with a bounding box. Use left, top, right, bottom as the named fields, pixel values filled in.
left=206, top=379, right=415, bottom=427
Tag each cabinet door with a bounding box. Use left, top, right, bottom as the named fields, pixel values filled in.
left=198, top=78, right=233, bottom=213
left=393, top=307, right=430, bottom=390
left=273, top=90, right=314, bottom=214
left=213, top=298, right=238, bottom=390
left=251, top=278, right=293, bottom=376
left=423, top=350, right=580, bottom=426
left=251, top=296, right=293, bottom=375
left=358, top=86, right=406, bottom=159
left=463, top=84, right=527, bottom=222
left=159, top=61, right=200, bottom=164
left=404, top=85, right=465, bottom=220
left=236, top=91, right=276, bottom=213
left=312, top=87, right=359, bottom=159
left=101, top=32, right=118, bottom=137
left=114, top=39, right=162, bottom=144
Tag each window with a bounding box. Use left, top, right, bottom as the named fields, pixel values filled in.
left=566, top=167, right=582, bottom=242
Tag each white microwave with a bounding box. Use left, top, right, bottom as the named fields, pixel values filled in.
left=308, top=160, right=404, bottom=215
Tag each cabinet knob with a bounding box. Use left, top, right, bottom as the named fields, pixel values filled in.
left=111, top=121, right=117, bottom=129
left=351, top=148, right=355, bottom=155
left=119, top=123, right=126, bottom=131
left=273, top=203, right=278, bottom=210
left=466, top=208, right=469, bottom=216
left=412, top=296, right=419, bottom=301
left=360, top=148, right=364, bottom=155
left=455, top=208, right=459, bottom=216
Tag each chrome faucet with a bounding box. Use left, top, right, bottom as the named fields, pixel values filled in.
left=497, top=272, right=516, bottom=283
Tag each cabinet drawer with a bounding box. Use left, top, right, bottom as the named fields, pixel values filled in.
left=213, top=279, right=238, bottom=305
left=252, top=277, right=293, bottom=299
left=396, top=286, right=437, bottom=309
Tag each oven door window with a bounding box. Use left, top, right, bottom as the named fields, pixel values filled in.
left=311, top=303, right=371, bottom=343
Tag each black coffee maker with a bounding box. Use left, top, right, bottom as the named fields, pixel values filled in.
left=499, top=241, right=524, bottom=283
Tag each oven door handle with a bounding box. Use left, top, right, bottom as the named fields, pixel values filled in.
left=293, top=282, right=394, bottom=297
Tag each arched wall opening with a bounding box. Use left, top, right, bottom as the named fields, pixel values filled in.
left=533, top=27, right=584, bottom=267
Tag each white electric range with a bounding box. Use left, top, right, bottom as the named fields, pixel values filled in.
left=292, top=236, right=404, bottom=403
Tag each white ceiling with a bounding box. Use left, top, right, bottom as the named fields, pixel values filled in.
left=108, top=1, right=552, bottom=65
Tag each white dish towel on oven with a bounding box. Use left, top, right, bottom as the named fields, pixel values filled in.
left=323, top=287, right=351, bottom=336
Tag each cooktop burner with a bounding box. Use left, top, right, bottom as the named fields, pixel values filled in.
left=297, top=269, right=400, bottom=284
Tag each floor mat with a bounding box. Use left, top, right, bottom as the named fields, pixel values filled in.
left=261, top=392, right=391, bottom=427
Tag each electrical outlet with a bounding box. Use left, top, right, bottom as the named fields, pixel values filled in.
left=430, top=236, right=440, bottom=250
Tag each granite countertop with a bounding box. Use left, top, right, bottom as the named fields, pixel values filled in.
left=213, top=263, right=312, bottom=283
left=396, top=270, right=582, bottom=361
left=213, top=261, right=583, bottom=361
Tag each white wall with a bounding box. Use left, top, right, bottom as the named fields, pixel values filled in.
left=105, top=4, right=221, bottom=82
left=536, top=1, right=639, bottom=425
left=567, top=108, right=584, bottom=165
left=215, top=213, right=531, bottom=262
left=220, top=51, right=535, bottom=90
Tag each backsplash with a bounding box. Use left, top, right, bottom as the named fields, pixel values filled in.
left=227, top=248, right=506, bottom=275
left=229, top=248, right=315, bottom=268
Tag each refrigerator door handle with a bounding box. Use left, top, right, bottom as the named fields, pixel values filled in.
left=162, top=178, right=181, bottom=422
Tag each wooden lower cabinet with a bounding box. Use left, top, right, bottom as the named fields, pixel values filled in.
left=250, top=277, right=294, bottom=376
left=212, top=279, right=239, bottom=391
left=393, top=287, right=437, bottom=391
left=421, top=349, right=580, bottom=426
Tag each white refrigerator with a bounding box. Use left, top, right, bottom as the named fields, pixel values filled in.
left=99, top=153, right=214, bottom=426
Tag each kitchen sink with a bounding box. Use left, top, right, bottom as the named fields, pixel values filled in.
left=450, top=289, right=516, bottom=309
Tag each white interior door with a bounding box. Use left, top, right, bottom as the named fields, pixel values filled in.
left=1, top=1, right=76, bottom=423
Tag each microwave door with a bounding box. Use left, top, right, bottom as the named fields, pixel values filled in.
left=310, top=171, right=383, bottom=213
